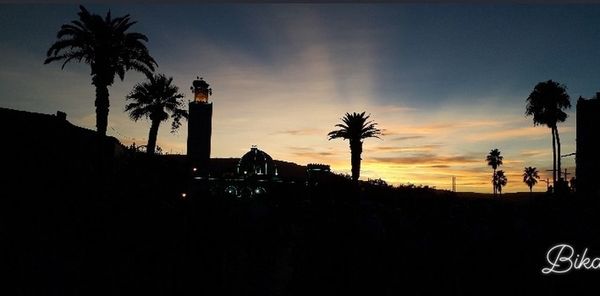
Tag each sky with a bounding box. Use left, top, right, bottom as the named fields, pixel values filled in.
left=1, top=4, right=598, bottom=193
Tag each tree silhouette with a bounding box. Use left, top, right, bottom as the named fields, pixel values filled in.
left=486, top=148, right=503, bottom=196
left=522, top=166, right=540, bottom=193
left=525, top=80, right=571, bottom=189
left=45, top=5, right=156, bottom=136
left=125, top=74, right=187, bottom=155
left=493, top=170, right=508, bottom=196
left=328, top=112, right=381, bottom=183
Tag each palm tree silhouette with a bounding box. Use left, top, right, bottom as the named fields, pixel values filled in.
left=44, top=6, right=156, bottom=136
left=328, top=112, right=381, bottom=183
left=522, top=166, right=540, bottom=193
left=493, top=170, right=508, bottom=196
left=525, top=80, right=571, bottom=188
left=486, top=148, right=503, bottom=196
left=125, top=74, right=188, bottom=155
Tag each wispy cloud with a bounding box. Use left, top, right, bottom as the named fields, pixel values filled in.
left=519, top=149, right=550, bottom=158
left=367, top=144, right=442, bottom=153
left=464, top=126, right=563, bottom=142
left=371, top=153, right=481, bottom=166
left=271, top=128, right=323, bottom=136
left=389, top=135, right=426, bottom=141
left=371, top=105, right=416, bottom=114
left=286, top=146, right=339, bottom=160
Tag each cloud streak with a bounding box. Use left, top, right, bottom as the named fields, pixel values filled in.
left=372, top=153, right=481, bottom=166
left=271, top=128, right=324, bottom=136
left=367, top=144, right=443, bottom=153
left=389, top=135, right=426, bottom=141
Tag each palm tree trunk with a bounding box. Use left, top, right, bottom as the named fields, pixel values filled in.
left=94, top=83, right=110, bottom=137
left=555, top=126, right=562, bottom=183
left=350, top=139, right=362, bottom=183
left=493, top=169, right=496, bottom=196
left=551, top=127, right=557, bottom=189
left=147, top=119, right=161, bottom=155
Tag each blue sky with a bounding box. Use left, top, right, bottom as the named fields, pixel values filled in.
left=1, top=4, right=597, bottom=192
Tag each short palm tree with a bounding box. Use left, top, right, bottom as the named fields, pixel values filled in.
left=328, top=112, right=382, bottom=183
left=522, top=166, right=540, bottom=193
left=45, top=6, right=157, bottom=136
left=525, top=80, right=571, bottom=188
left=125, top=74, right=188, bottom=155
left=494, top=170, right=508, bottom=196
left=486, top=148, right=503, bottom=196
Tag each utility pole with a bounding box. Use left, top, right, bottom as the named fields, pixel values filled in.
left=544, top=170, right=555, bottom=192
left=560, top=153, right=576, bottom=180
left=451, top=176, right=456, bottom=192
left=540, top=178, right=551, bottom=192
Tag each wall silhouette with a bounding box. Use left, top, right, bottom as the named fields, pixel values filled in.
left=576, top=94, right=600, bottom=195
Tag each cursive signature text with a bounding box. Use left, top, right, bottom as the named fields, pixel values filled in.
left=542, top=244, right=600, bottom=274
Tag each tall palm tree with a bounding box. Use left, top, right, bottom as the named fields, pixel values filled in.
left=328, top=112, right=382, bottom=183
left=125, top=74, right=188, bottom=155
left=494, top=170, right=508, bottom=196
left=522, top=166, right=540, bottom=193
left=525, top=80, right=571, bottom=188
left=486, top=148, right=503, bottom=196
left=45, top=6, right=157, bottom=136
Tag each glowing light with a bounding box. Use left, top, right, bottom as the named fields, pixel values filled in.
left=254, top=187, right=266, bottom=195
left=225, top=186, right=238, bottom=196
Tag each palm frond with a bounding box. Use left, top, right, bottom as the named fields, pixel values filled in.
left=125, top=73, right=187, bottom=131
left=328, top=111, right=381, bottom=141
left=46, top=5, right=156, bottom=83
left=525, top=80, right=571, bottom=127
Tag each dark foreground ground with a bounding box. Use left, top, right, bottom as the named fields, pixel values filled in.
left=2, top=150, right=600, bottom=296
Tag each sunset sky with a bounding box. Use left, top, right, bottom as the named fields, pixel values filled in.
left=1, top=4, right=599, bottom=193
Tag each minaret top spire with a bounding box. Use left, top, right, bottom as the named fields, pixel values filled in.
left=190, top=76, right=212, bottom=103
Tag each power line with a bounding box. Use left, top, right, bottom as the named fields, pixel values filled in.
left=109, top=126, right=139, bottom=142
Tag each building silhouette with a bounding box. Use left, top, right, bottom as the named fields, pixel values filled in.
left=181, top=77, right=335, bottom=198
left=237, top=146, right=278, bottom=177
left=0, top=107, right=125, bottom=184
left=576, top=93, right=600, bottom=195
left=187, top=77, right=213, bottom=175
left=306, top=164, right=331, bottom=186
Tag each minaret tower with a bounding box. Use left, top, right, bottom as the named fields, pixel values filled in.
left=187, top=76, right=213, bottom=174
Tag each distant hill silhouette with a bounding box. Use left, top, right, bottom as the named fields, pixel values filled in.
left=1, top=107, right=309, bottom=181
left=0, top=107, right=124, bottom=184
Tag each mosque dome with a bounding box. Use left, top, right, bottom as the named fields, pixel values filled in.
left=237, top=146, right=277, bottom=177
